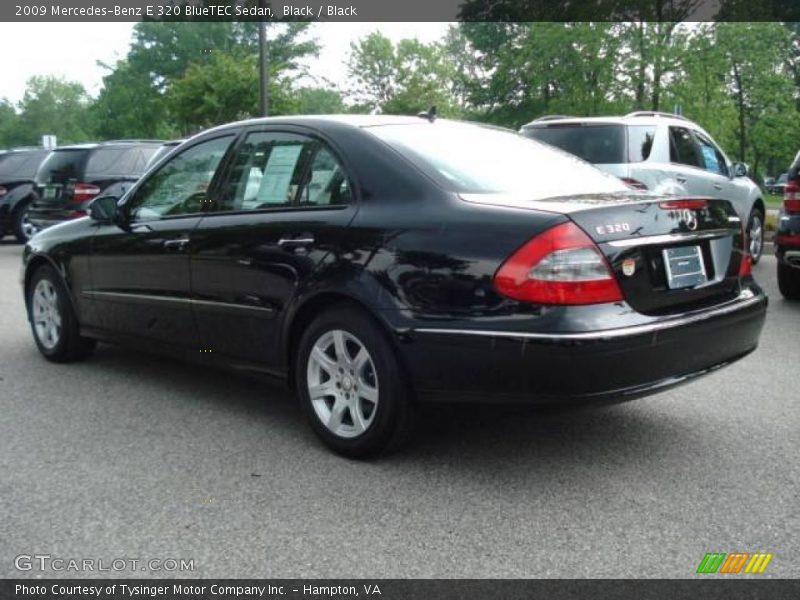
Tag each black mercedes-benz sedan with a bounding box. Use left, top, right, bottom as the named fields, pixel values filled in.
left=21, top=116, right=767, bottom=457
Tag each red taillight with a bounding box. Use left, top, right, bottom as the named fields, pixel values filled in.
left=72, top=183, right=101, bottom=203
left=493, top=221, right=623, bottom=305
left=739, top=253, right=752, bottom=277
left=659, top=199, right=708, bottom=210
left=620, top=177, right=648, bottom=191
left=776, top=233, right=800, bottom=245
left=784, top=182, right=800, bottom=214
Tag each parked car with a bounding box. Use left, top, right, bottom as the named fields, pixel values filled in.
left=776, top=151, right=800, bottom=299
left=21, top=116, right=767, bottom=457
left=767, top=172, right=789, bottom=195
left=520, top=112, right=767, bottom=263
left=28, top=140, right=163, bottom=235
left=0, top=147, right=51, bottom=242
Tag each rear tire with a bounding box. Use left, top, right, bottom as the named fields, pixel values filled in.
left=27, top=265, right=96, bottom=362
left=12, top=199, right=37, bottom=243
left=778, top=263, right=800, bottom=300
left=747, top=208, right=765, bottom=264
left=295, top=306, right=415, bottom=458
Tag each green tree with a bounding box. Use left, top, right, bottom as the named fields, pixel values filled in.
left=295, top=86, right=345, bottom=114
left=167, top=51, right=299, bottom=132
left=10, top=76, right=92, bottom=146
left=347, top=32, right=462, bottom=116
left=90, top=60, right=175, bottom=140
left=0, top=99, right=17, bottom=147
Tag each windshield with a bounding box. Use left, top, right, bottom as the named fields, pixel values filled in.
left=35, top=149, right=90, bottom=184
left=370, top=122, right=627, bottom=198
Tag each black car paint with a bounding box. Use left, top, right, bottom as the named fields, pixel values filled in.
left=0, top=149, right=50, bottom=236
left=22, top=117, right=767, bottom=405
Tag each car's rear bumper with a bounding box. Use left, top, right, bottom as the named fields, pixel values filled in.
left=399, top=286, right=767, bottom=404
left=776, top=212, right=800, bottom=267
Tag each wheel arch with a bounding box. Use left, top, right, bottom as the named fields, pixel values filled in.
left=282, top=290, right=407, bottom=392
left=23, top=254, right=76, bottom=316
left=752, top=197, right=765, bottom=216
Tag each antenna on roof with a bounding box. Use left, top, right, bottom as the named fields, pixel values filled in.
left=417, top=105, right=437, bottom=122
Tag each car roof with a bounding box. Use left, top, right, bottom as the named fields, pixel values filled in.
left=521, top=112, right=696, bottom=129
left=198, top=115, right=515, bottom=142
left=52, top=140, right=165, bottom=152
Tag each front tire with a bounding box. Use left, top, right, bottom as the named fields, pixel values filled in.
left=27, top=265, right=96, bottom=362
left=295, top=306, right=414, bottom=458
left=12, top=199, right=37, bottom=243
left=747, top=208, right=765, bottom=264
left=778, top=263, right=800, bottom=300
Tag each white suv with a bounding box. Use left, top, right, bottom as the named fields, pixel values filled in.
left=520, top=112, right=766, bottom=263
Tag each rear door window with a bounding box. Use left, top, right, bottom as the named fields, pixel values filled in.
left=220, top=132, right=315, bottom=211
left=669, top=127, right=703, bottom=168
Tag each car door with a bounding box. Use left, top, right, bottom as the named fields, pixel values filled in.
left=666, top=126, right=710, bottom=196
left=88, top=134, right=237, bottom=348
left=190, top=127, right=358, bottom=367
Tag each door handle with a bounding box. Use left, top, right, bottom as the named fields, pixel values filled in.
left=713, top=183, right=723, bottom=191
left=675, top=176, right=688, bottom=184
left=163, top=236, right=190, bottom=249
left=278, top=236, right=315, bottom=248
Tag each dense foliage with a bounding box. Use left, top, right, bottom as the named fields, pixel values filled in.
left=1, top=21, right=798, bottom=179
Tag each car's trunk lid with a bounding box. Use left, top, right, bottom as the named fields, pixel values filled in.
left=462, top=192, right=747, bottom=315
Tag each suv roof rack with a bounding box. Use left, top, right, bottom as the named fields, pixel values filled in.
left=529, top=115, right=575, bottom=123
left=625, top=111, right=688, bottom=121
left=101, top=139, right=165, bottom=145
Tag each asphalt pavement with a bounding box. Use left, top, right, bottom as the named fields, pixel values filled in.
left=0, top=240, right=797, bottom=578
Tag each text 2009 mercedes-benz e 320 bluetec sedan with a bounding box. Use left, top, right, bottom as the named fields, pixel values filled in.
left=22, top=116, right=767, bottom=457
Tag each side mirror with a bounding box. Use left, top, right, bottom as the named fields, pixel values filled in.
left=731, top=162, right=748, bottom=178
left=88, top=195, right=120, bottom=223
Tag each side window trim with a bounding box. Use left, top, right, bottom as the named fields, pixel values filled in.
left=124, top=132, right=239, bottom=222
left=207, top=126, right=357, bottom=215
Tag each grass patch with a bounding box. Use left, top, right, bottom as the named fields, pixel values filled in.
left=764, top=193, right=784, bottom=210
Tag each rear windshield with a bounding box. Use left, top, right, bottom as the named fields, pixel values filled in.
left=0, top=151, right=49, bottom=179
left=522, top=124, right=656, bottom=165
left=85, top=146, right=160, bottom=179
left=35, top=149, right=90, bottom=184
left=370, top=122, right=627, bottom=198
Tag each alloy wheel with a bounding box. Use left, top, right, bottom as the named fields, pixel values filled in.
left=32, top=279, right=62, bottom=350
left=306, top=329, right=379, bottom=439
left=749, top=213, right=763, bottom=261
left=21, top=211, right=38, bottom=240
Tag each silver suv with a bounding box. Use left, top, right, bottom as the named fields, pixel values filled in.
left=521, top=112, right=766, bottom=263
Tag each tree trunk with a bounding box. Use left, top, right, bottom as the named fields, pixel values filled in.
left=731, top=60, right=746, bottom=161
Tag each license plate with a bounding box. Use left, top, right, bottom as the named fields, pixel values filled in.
left=42, top=186, right=58, bottom=200
left=663, top=245, right=707, bottom=289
